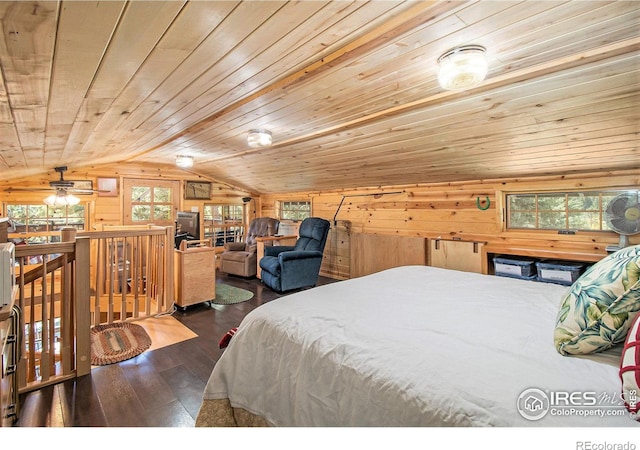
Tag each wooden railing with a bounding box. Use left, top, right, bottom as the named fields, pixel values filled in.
left=15, top=237, right=91, bottom=392
left=81, top=225, right=174, bottom=326
left=11, top=225, right=174, bottom=394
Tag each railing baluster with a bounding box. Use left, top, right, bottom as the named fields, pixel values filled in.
left=11, top=227, right=174, bottom=394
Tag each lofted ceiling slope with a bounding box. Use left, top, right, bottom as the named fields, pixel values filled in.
left=0, top=0, right=638, bottom=194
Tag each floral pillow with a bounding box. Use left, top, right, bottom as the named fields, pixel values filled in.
left=554, top=245, right=640, bottom=355
left=620, top=313, right=640, bottom=420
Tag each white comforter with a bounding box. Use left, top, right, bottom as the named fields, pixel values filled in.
left=201, top=266, right=636, bottom=426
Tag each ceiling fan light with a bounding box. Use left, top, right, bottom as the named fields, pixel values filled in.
left=44, top=192, right=80, bottom=206
left=176, top=155, right=194, bottom=168
left=437, top=45, right=488, bottom=91
left=247, top=129, right=272, bottom=148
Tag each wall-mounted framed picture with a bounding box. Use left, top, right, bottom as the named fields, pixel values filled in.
left=97, top=177, right=118, bottom=197
left=69, top=180, right=93, bottom=194
left=185, top=181, right=211, bottom=200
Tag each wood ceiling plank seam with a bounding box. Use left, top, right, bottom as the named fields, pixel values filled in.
left=86, top=1, right=188, bottom=99
left=76, top=1, right=243, bottom=163
left=334, top=135, right=639, bottom=169
left=112, top=1, right=290, bottom=155
left=335, top=72, right=640, bottom=144
left=0, top=1, right=58, bottom=169
left=121, top=1, right=454, bottom=161
left=143, top=1, right=410, bottom=146
left=223, top=131, right=639, bottom=175
left=115, top=1, right=295, bottom=133
left=62, top=1, right=188, bottom=161
left=484, top=1, right=634, bottom=60
left=43, top=0, right=127, bottom=168
left=121, top=1, right=341, bottom=153
left=0, top=31, right=21, bottom=172
left=366, top=144, right=638, bottom=170
left=262, top=117, right=640, bottom=167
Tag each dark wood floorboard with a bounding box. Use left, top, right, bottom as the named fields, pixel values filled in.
left=13, top=272, right=336, bottom=427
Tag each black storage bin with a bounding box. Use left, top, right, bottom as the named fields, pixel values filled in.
left=535, top=260, right=584, bottom=285
left=493, top=256, right=537, bottom=280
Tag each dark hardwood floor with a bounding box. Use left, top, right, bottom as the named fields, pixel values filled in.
left=14, top=272, right=337, bottom=427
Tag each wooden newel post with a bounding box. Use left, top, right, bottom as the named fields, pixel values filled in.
left=60, top=227, right=77, bottom=242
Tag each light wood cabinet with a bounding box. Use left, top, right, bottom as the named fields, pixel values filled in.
left=350, top=233, right=427, bottom=278
left=174, top=240, right=216, bottom=308
left=429, top=239, right=484, bottom=274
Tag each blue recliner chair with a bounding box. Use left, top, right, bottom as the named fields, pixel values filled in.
left=259, top=217, right=331, bottom=293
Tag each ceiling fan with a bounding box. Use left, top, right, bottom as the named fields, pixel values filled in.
left=5, top=166, right=105, bottom=204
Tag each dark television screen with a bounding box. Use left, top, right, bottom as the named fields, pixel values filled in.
left=176, top=211, right=200, bottom=239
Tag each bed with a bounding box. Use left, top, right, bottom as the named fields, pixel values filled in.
left=195, top=265, right=639, bottom=427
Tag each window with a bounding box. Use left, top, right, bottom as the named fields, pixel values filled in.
left=5, top=203, right=87, bottom=243
left=279, top=200, right=311, bottom=221
left=506, top=190, right=627, bottom=231
left=123, top=179, right=179, bottom=226
left=203, top=204, right=244, bottom=247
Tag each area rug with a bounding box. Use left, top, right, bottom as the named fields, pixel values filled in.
left=90, top=322, right=152, bottom=366
left=211, top=283, right=254, bottom=305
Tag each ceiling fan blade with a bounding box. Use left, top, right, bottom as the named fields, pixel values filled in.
left=68, top=188, right=110, bottom=194
left=4, top=187, right=56, bottom=192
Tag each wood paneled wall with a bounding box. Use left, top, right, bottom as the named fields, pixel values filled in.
left=260, top=169, right=640, bottom=279
left=3, top=165, right=639, bottom=281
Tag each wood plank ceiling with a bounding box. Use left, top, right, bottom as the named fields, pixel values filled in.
left=0, top=1, right=638, bottom=194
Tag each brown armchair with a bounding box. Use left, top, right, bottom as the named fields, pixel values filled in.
left=220, top=217, right=280, bottom=277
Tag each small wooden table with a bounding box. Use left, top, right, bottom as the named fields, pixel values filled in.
left=255, top=235, right=297, bottom=279
left=174, top=239, right=216, bottom=308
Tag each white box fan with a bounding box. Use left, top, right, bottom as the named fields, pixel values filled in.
left=605, top=191, right=640, bottom=252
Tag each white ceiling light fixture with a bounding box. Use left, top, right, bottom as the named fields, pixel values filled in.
left=44, top=189, right=80, bottom=206
left=437, top=45, right=488, bottom=91
left=247, top=129, right=272, bottom=148
left=176, top=155, right=194, bottom=168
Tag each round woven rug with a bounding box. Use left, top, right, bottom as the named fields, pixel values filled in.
left=211, top=283, right=254, bottom=305
left=91, top=322, right=152, bottom=366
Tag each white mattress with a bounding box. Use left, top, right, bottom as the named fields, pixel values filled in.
left=201, top=265, right=637, bottom=426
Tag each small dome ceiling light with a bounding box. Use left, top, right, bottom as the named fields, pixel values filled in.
left=175, top=155, right=194, bottom=168
left=437, top=45, right=488, bottom=91
left=247, top=129, right=272, bottom=148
